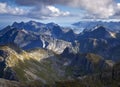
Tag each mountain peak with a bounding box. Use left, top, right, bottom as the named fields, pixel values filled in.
left=27, top=21, right=45, bottom=25
left=46, top=22, right=59, bottom=28
left=91, top=25, right=107, bottom=32
left=47, top=22, right=58, bottom=25
left=13, top=21, right=24, bottom=25
left=29, top=20, right=36, bottom=23
left=12, top=21, right=25, bottom=29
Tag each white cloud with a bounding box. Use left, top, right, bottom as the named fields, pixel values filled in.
left=67, top=0, right=116, bottom=18
left=46, top=6, right=70, bottom=17
left=0, top=2, right=26, bottom=15
left=28, top=5, right=70, bottom=19
left=117, top=3, right=120, bottom=9
left=2, top=0, right=120, bottom=19
left=67, top=0, right=120, bottom=19
left=0, top=2, right=70, bottom=19
left=14, top=0, right=120, bottom=19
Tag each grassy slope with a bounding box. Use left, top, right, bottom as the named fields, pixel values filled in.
left=0, top=45, right=117, bottom=87
left=0, top=46, right=64, bottom=84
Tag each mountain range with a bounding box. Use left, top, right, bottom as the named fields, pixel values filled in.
left=0, top=21, right=120, bottom=87
left=73, top=21, right=120, bottom=33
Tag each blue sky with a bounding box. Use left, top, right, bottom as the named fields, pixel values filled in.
left=0, top=0, right=120, bottom=28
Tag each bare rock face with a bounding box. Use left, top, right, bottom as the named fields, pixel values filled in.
left=3, top=67, right=18, bottom=81
left=40, top=35, right=72, bottom=54
left=0, top=50, right=8, bottom=78
left=0, top=49, right=18, bottom=81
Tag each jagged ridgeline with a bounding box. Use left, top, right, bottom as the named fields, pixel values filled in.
left=0, top=21, right=120, bottom=87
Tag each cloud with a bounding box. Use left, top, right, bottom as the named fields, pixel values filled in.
left=14, top=0, right=120, bottom=19
left=47, top=6, right=70, bottom=17
left=0, top=2, right=70, bottom=19
left=28, top=5, right=70, bottom=19
left=77, top=0, right=116, bottom=18
left=0, top=2, right=26, bottom=15
left=107, top=3, right=120, bottom=19
left=1, top=0, right=120, bottom=19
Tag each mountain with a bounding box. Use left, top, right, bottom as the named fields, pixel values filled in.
left=54, top=62, right=120, bottom=87
left=12, top=21, right=76, bottom=42
left=0, top=25, right=72, bottom=54
left=12, top=21, right=62, bottom=37
left=0, top=60, right=119, bottom=87
left=0, top=45, right=66, bottom=83
left=79, top=26, right=116, bottom=39
left=73, top=21, right=120, bottom=32
left=0, top=21, right=120, bottom=86
left=0, top=45, right=111, bottom=85
left=12, top=21, right=46, bottom=32
left=1, top=21, right=120, bottom=61
left=76, top=26, right=120, bottom=61
left=61, top=47, right=113, bottom=77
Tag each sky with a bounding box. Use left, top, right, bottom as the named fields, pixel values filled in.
left=0, top=0, right=120, bottom=28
